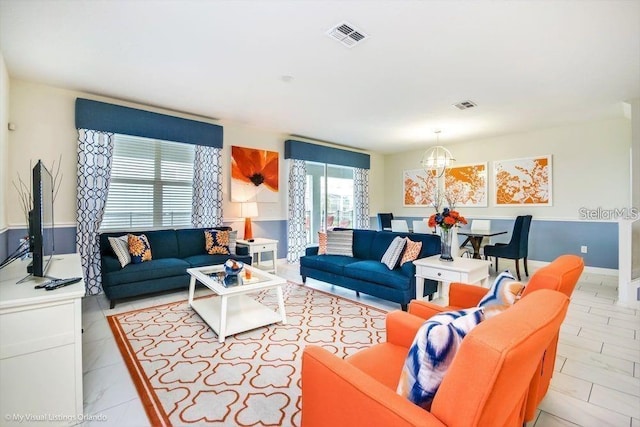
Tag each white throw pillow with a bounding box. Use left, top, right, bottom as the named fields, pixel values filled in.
left=325, top=230, right=354, bottom=256
left=108, top=235, right=131, bottom=268
left=381, top=236, right=406, bottom=270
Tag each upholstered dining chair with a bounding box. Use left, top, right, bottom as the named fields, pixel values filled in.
left=377, top=213, right=394, bottom=231
left=412, top=220, right=430, bottom=234
left=483, top=215, right=532, bottom=280
left=391, top=220, right=410, bottom=232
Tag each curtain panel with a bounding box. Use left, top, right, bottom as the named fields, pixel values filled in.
left=192, top=146, right=223, bottom=227
left=76, top=129, right=114, bottom=295
left=287, top=159, right=307, bottom=263
left=354, top=168, right=370, bottom=230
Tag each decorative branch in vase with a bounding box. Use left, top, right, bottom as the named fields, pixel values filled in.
left=11, top=155, right=63, bottom=234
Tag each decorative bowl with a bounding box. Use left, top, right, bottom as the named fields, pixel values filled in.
left=224, top=259, right=244, bottom=276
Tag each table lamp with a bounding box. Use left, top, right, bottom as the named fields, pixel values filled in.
left=241, top=202, right=259, bottom=241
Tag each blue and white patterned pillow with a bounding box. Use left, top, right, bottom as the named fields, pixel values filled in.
left=108, top=235, right=131, bottom=268
left=477, top=270, right=525, bottom=319
left=381, top=236, right=406, bottom=270
left=325, top=230, right=353, bottom=256
left=397, top=307, right=484, bottom=409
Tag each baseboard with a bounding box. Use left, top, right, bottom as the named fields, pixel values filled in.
left=527, top=260, right=618, bottom=276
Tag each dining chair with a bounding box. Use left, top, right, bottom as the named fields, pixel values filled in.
left=484, top=215, right=532, bottom=280
left=377, top=213, right=394, bottom=231
left=412, top=220, right=430, bottom=234
left=390, top=219, right=409, bottom=232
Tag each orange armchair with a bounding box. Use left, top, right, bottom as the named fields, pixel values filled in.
left=301, top=290, right=570, bottom=427
left=408, top=254, right=585, bottom=422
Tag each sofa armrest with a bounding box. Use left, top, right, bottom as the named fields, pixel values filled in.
left=386, top=310, right=425, bottom=348
left=408, top=301, right=448, bottom=319
left=449, top=282, right=488, bottom=307
left=305, top=246, right=319, bottom=256
left=302, top=346, right=447, bottom=427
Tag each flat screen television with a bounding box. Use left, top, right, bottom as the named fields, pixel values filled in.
left=28, top=160, right=55, bottom=278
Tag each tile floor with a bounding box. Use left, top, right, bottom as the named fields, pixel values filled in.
left=80, top=259, right=639, bottom=427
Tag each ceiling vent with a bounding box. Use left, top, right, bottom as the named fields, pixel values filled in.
left=454, top=100, right=477, bottom=110
left=327, top=22, right=367, bottom=48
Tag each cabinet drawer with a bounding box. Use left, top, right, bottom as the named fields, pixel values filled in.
left=253, top=244, right=276, bottom=252
left=416, top=266, right=462, bottom=283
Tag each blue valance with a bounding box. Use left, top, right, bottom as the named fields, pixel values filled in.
left=75, top=98, right=223, bottom=148
left=284, top=140, right=370, bottom=169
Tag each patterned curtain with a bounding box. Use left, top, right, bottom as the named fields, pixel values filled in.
left=354, top=167, right=370, bottom=230
left=192, top=145, right=223, bottom=227
left=287, top=159, right=307, bottom=263
left=76, top=129, right=114, bottom=295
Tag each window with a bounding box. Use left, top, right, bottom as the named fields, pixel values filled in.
left=101, top=134, right=195, bottom=230
left=305, top=161, right=354, bottom=244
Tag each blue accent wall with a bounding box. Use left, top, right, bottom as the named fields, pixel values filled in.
left=3, top=219, right=617, bottom=269
left=394, top=217, right=618, bottom=269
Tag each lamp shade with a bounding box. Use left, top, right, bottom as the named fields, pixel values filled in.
left=241, top=202, right=259, bottom=218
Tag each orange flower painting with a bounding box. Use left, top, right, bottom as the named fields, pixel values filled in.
left=494, top=156, right=552, bottom=206
left=403, top=169, right=437, bottom=207
left=444, top=163, right=487, bottom=207
left=231, top=146, right=279, bottom=202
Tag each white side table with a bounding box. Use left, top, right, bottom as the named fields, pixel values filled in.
left=237, top=238, right=279, bottom=274
left=414, top=255, right=491, bottom=300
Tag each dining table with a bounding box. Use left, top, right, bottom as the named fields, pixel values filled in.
left=457, top=228, right=508, bottom=259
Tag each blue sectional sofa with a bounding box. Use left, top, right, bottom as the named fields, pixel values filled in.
left=99, top=227, right=251, bottom=308
left=300, top=229, right=441, bottom=310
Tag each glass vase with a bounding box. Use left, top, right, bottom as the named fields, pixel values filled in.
left=440, top=227, right=454, bottom=261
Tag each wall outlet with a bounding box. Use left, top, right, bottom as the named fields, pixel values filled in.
left=580, top=245, right=588, bottom=254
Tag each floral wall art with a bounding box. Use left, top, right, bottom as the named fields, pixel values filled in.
left=403, top=169, right=437, bottom=207
left=231, top=146, right=279, bottom=202
left=444, top=163, right=488, bottom=208
left=494, top=155, right=552, bottom=206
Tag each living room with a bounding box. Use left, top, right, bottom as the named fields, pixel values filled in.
left=0, top=1, right=639, bottom=426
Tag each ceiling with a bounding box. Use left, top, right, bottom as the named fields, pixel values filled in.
left=1, top=0, right=639, bottom=154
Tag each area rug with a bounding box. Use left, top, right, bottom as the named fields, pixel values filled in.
left=107, top=283, right=387, bottom=426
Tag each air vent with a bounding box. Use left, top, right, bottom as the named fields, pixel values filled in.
left=327, top=22, right=368, bottom=48
left=454, top=100, right=477, bottom=110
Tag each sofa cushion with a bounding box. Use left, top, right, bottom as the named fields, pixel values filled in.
left=176, top=228, right=208, bottom=258
left=105, top=258, right=190, bottom=286
left=144, top=230, right=180, bottom=259
left=128, top=234, right=152, bottom=264
left=345, top=260, right=410, bottom=290
left=381, top=237, right=406, bottom=270
left=352, top=229, right=377, bottom=259
left=370, top=232, right=403, bottom=261
left=300, top=255, right=358, bottom=276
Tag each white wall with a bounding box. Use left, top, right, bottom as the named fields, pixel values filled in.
left=0, top=53, right=9, bottom=232
left=5, top=79, right=385, bottom=229
left=384, top=118, right=632, bottom=220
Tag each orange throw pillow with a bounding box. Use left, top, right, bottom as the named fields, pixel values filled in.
left=400, top=237, right=422, bottom=265
left=318, top=231, right=328, bottom=255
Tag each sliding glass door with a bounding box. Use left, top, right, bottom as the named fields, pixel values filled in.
left=305, top=162, right=354, bottom=244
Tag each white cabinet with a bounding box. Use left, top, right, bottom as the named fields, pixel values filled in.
left=237, top=238, right=279, bottom=274
left=0, top=254, right=84, bottom=425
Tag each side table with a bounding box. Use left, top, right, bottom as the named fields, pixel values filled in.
left=237, top=238, right=279, bottom=274
left=413, top=255, right=491, bottom=300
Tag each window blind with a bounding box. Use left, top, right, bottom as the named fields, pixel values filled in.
left=101, top=134, right=195, bottom=230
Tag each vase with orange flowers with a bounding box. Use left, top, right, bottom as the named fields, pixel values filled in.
left=428, top=208, right=467, bottom=261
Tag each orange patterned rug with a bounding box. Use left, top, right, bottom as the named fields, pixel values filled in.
left=107, top=283, right=387, bottom=426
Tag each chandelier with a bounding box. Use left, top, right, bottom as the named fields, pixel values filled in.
left=420, top=131, right=454, bottom=178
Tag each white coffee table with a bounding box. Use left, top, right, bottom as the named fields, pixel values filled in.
left=414, top=255, right=492, bottom=300
left=187, top=264, right=287, bottom=343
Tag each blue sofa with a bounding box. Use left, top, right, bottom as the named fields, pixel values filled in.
left=300, top=229, right=440, bottom=310
left=99, top=227, right=251, bottom=308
